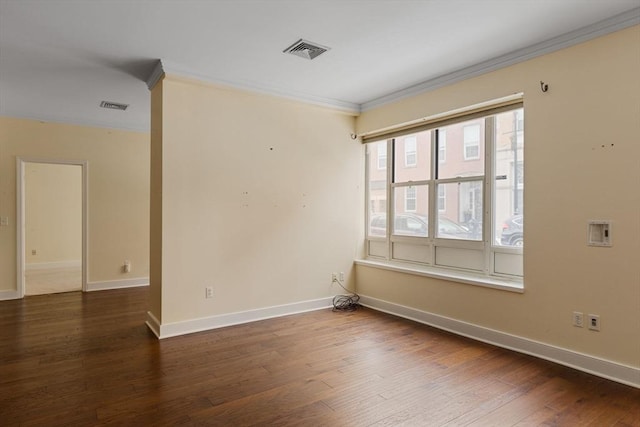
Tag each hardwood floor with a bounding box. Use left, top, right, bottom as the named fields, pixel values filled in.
left=0, top=288, right=638, bottom=426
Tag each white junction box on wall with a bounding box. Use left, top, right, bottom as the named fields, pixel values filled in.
left=587, top=221, right=612, bottom=247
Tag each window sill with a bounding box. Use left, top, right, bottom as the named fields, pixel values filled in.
left=355, top=259, right=524, bottom=293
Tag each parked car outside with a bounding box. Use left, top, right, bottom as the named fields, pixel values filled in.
left=369, top=213, right=471, bottom=239
left=500, top=214, right=523, bottom=246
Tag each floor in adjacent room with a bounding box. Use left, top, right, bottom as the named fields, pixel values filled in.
left=0, top=287, right=638, bottom=426
left=24, top=266, right=81, bottom=295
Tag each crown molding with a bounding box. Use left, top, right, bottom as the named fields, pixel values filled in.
left=361, top=7, right=640, bottom=112
left=144, top=8, right=639, bottom=117
left=146, top=59, right=165, bottom=90
left=145, top=59, right=360, bottom=114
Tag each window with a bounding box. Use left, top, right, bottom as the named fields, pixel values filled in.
left=494, top=109, right=525, bottom=249
left=367, top=141, right=388, bottom=237
left=405, top=186, right=417, bottom=212
left=365, top=104, right=524, bottom=279
left=404, top=136, right=417, bottom=167
left=463, top=124, right=480, bottom=160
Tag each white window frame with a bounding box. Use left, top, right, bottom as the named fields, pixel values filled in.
left=364, top=103, right=524, bottom=283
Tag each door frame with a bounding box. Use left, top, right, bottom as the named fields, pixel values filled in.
left=16, top=157, right=89, bottom=298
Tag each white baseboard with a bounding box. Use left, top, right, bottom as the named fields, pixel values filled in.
left=147, top=296, right=333, bottom=339
left=146, top=311, right=161, bottom=338
left=359, top=295, right=640, bottom=389
left=86, top=277, right=149, bottom=292
left=26, top=260, right=81, bottom=271
left=0, top=290, right=20, bottom=300
left=0, top=278, right=148, bottom=299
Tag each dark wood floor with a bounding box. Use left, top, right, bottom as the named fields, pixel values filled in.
left=0, top=288, right=638, bottom=426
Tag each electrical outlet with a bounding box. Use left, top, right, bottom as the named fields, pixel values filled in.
left=123, top=260, right=131, bottom=273
left=331, top=273, right=337, bottom=282
left=0, top=217, right=8, bottom=226
left=587, top=314, right=600, bottom=331
left=339, top=272, right=345, bottom=281
left=573, top=311, right=583, bottom=328
left=205, top=287, right=214, bottom=299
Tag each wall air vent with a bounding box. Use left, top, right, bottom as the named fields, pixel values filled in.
left=100, top=101, right=129, bottom=111
left=283, top=39, right=330, bottom=60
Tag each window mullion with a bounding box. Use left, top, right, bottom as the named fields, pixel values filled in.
left=435, top=176, right=484, bottom=185
left=484, top=116, right=494, bottom=274
left=386, top=138, right=394, bottom=260
left=391, top=180, right=430, bottom=188
left=429, top=130, right=437, bottom=258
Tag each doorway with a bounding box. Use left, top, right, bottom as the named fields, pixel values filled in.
left=17, top=158, right=88, bottom=297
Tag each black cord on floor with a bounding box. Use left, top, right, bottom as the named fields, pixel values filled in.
left=332, top=278, right=360, bottom=312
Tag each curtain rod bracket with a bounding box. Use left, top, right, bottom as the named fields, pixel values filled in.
left=540, top=81, right=549, bottom=93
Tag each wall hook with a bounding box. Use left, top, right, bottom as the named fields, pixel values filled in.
left=540, top=81, right=549, bottom=93
left=350, top=133, right=358, bottom=140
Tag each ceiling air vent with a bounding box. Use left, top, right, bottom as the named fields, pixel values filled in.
left=100, top=101, right=129, bottom=111
left=283, top=39, right=330, bottom=60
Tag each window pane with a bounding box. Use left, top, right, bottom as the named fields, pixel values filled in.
left=367, top=141, right=387, bottom=237
left=437, top=184, right=446, bottom=211
left=438, top=119, right=484, bottom=179
left=437, top=181, right=482, bottom=240
left=494, top=108, right=524, bottom=247
left=377, top=143, right=387, bottom=170
left=394, top=130, right=430, bottom=182
left=393, top=185, right=428, bottom=237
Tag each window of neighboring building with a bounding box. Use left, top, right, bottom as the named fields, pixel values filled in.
left=405, top=186, right=417, bottom=212
left=365, top=104, right=524, bottom=280
left=463, top=124, right=480, bottom=160
left=404, top=136, right=417, bottom=167
left=377, top=144, right=387, bottom=170
left=438, top=130, right=446, bottom=163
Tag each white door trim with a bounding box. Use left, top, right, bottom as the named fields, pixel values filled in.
left=16, top=157, right=89, bottom=297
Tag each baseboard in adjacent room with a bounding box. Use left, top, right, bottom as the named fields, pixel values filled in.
left=359, top=294, right=640, bottom=389
left=0, top=289, right=20, bottom=300
left=25, top=260, right=82, bottom=271
left=86, top=278, right=149, bottom=292
left=147, top=296, right=333, bottom=339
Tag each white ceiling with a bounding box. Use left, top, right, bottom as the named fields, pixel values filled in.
left=1, top=0, right=639, bottom=131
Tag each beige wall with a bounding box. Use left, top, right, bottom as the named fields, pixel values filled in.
left=149, top=82, right=163, bottom=321
left=355, top=26, right=640, bottom=367
left=25, top=162, right=82, bottom=265
left=0, top=118, right=150, bottom=290
left=151, top=76, right=364, bottom=324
